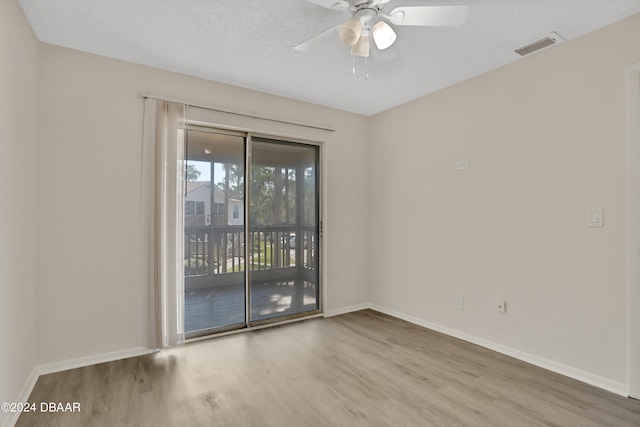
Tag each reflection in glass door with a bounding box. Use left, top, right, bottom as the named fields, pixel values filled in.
left=183, top=130, right=320, bottom=338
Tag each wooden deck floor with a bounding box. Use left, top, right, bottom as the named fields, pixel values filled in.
left=185, top=281, right=318, bottom=333
left=17, top=310, right=640, bottom=426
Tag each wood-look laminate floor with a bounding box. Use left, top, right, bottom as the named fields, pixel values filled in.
left=17, top=310, right=640, bottom=426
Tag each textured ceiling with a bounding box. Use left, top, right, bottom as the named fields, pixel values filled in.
left=18, top=0, right=640, bottom=116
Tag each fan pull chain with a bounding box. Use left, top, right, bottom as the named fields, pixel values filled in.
left=352, top=55, right=356, bottom=74
left=365, top=56, right=369, bottom=80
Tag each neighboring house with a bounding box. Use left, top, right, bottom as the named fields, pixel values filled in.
left=185, top=181, right=243, bottom=226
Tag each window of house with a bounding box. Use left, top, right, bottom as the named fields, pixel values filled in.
left=185, top=201, right=205, bottom=216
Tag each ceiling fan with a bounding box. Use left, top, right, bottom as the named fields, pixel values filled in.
left=296, top=0, right=468, bottom=76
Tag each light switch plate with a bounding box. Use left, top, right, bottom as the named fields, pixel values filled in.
left=587, top=208, right=604, bottom=227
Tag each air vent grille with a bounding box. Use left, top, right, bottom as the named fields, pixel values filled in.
left=515, top=32, right=564, bottom=56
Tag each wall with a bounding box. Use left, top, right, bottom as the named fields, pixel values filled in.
left=36, top=44, right=370, bottom=364
left=0, top=0, right=39, bottom=425
left=369, top=13, right=640, bottom=390
left=628, top=63, right=640, bottom=398
left=9, top=0, right=639, bottom=406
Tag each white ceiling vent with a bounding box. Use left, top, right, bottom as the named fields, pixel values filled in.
left=514, top=32, right=564, bottom=56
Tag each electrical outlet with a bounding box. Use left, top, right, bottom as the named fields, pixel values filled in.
left=455, top=296, right=464, bottom=310
left=496, top=299, right=506, bottom=314
left=455, top=160, right=470, bottom=170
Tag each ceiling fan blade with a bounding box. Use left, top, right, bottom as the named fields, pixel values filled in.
left=304, top=0, right=350, bottom=11
left=389, top=5, right=469, bottom=27
left=294, top=25, right=341, bottom=52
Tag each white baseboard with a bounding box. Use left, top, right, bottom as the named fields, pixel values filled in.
left=36, top=347, right=157, bottom=377
left=368, top=303, right=628, bottom=397
left=2, top=367, right=40, bottom=427
left=2, top=347, right=157, bottom=427
left=323, top=303, right=370, bottom=318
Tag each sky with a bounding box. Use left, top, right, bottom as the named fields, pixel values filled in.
left=188, top=160, right=226, bottom=184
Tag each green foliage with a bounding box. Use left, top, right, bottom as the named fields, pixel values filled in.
left=186, top=164, right=201, bottom=181
left=219, top=164, right=311, bottom=226
left=214, top=143, right=318, bottom=227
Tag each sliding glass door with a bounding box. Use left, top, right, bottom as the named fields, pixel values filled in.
left=184, top=130, right=320, bottom=338
left=184, top=130, right=246, bottom=335
left=250, top=137, right=320, bottom=324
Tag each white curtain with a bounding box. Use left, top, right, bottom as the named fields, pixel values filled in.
left=141, top=98, right=185, bottom=349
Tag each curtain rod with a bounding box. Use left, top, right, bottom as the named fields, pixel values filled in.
left=142, top=93, right=334, bottom=132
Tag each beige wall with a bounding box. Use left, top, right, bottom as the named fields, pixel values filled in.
left=369, top=13, right=640, bottom=387
left=0, top=0, right=39, bottom=422
left=4, top=0, right=640, bottom=408
left=35, top=43, right=371, bottom=364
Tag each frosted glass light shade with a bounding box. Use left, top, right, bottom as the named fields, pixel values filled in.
left=339, top=18, right=363, bottom=46
left=351, top=34, right=370, bottom=57
left=372, top=21, right=397, bottom=50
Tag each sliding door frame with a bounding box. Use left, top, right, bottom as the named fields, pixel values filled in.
left=244, top=133, right=253, bottom=329
left=246, top=132, right=323, bottom=328
left=184, top=124, right=324, bottom=339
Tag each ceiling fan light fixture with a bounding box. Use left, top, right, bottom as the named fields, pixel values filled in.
left=339, top=18, right=363, bottom=46
left=351, top=33, right=370, bottom=57
left=371, top=21, right=396, bottom=50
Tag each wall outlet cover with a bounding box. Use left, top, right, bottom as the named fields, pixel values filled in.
left=496, top=299, right=506, bottom=314
left=455, top=160, right=470, bottom=170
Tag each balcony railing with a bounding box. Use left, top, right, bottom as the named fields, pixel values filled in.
left=184, top=224, right=317, bottom=288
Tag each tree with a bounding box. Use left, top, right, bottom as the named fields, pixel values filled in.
left=215, top=162, right=315, bottom=227
left=218, top=163, right=244, bottom=199
left=186, top=164, right=201, bottom=181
